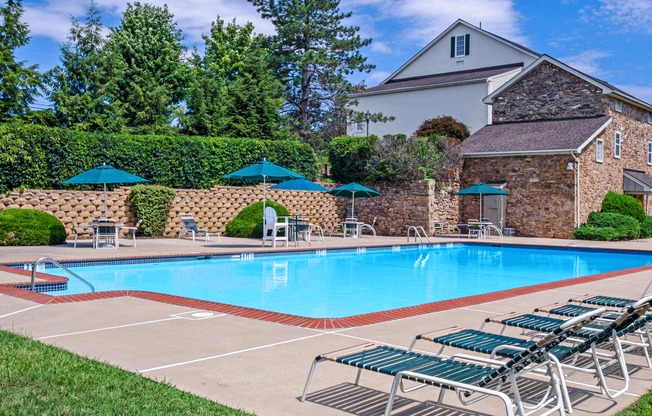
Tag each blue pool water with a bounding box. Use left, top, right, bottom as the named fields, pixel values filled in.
left=42, top=244, right=652, bottom=318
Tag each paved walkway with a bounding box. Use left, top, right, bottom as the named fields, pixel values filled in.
left=1, top=234, right=651, bottom=415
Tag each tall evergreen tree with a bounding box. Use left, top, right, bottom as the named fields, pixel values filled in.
left=47, top=0, right=123, bottom=132
left=181, top=17, right=287, bottom=139
left=248, top=0, right=373, bottom=141
left=105, top=2, right=186, bottom=133
left=0, top=0, right=42, bottom=121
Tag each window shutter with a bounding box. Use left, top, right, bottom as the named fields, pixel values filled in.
left=450, top=36, right=455, bottom=58
left=465, top=34, right=470, bottom=55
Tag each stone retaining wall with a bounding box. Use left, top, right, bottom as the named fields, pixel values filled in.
left=1, top=179, right=458, bottom=239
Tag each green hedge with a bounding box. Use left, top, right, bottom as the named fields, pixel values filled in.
left=0, top=124, right=319, bottom=193
left=574, top=211, right=641, bottom=241
left=128, top=185, right=176, bottom=237
left=641, top=216, right=652, bottom=239
left=328, top=135, right=375, bottom=183
left=0, top=208, right=67, bottom=246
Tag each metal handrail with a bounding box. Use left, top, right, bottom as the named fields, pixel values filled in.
left=30, top=257, right=95, bottom=293
left=407, top=226, right=431, bottom=244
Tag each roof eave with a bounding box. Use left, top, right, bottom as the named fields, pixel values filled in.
left=463, top=149, right=579, bottom=158
left=352, top=78, right=488, bottom=98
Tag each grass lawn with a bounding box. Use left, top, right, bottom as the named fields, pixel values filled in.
left=0, top=330, right=254, bottom=415
left=617, top=391, right=652, bottom=415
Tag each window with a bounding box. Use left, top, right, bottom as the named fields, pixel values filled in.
left=648, top=142, right=652, bottom=165
left=647, top=112, right=652, bottom=124
left=355, top=122, right=364, bottom=132
left=596, top=139, right=604, bottom=162
left=450, top=34, right=470, bottom=57
left=614, top=100, right=622, bottom=112
left=614, top=131, right=621, bottom=159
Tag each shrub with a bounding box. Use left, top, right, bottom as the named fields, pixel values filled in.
left=0, top=209, right=66, bottom=246
left=128, top=185, right=176, bottom=237
left=640, top=216, right=652, bottom=239
left=587, top=211, right=640, bottom=239
left=414, top=116, right=470, bottom=141
left=327, top=135, right=375, bottom=183
left=225, top=201, right=289, bottom=238
left=574, top=224, right=620, bottom=241
left=601, top=191, right=646, bottom=222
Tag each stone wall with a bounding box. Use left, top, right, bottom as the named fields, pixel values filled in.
left=462, top=155, right=576, bottom=238
left=1, top=179, right=460, bottom=239
left=492, top=61, right=608, bottom=123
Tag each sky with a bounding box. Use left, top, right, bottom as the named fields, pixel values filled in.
left=14, top=0, right=652, bottom=110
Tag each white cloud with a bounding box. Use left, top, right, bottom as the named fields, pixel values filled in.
left=23, top=0, right=274, bottom=44
left=366, top=70, right=392, bottom=85
left=583, top=0, right=652, bottom=35
left=559, top=49, right=612, bottom=76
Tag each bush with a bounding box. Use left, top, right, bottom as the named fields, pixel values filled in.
left=640, top=216, right=652, bottom=239
left=576, top=211, right=641, bottom=241
left=414, top=116, right=470, bottom=141
left=128, top=185, right=177, bottom=237
left=601, top=191, right=646, bottom=222
left=574, top=224, right=620, bottom=241
left=327, top=135, right=375, bottom=183
left=225, top=201, right=289, bottom=238
left=0, top=209, right=66, bottom=246
left=0, top=124, right=319, bottom=193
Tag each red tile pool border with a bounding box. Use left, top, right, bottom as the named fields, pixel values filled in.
left=2, top=259, right=651, bottom=329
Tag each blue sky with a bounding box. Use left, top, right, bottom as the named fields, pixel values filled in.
left=15, top=0, right=652, bottom=109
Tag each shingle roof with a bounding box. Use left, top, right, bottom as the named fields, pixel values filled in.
left=361, top=63, right=524, bottom=94
left=462, top=116, right=612, bottom=156
left=624, top=169, right=652, bottom=189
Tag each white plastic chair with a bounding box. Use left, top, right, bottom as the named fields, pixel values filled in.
left=262, top=207, right=289, bottom=248
left=360, top=216, right=377, bottom=237
left=95, top=220, right=119, bottom=249
left=120, top=219, right=143, bottom=247
left=178, top=213, right=220, bottom=241
left=69, top=220, right=93, bottom=248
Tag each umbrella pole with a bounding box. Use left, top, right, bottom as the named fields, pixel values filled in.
left=298, top=192, right=301, bottom=216
left=351, top=191, right=355, bottom=219
left=263, top=176, right=267, bottom=217
left=103, top=183, right=108, bottom=219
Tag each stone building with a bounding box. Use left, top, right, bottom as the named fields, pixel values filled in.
left=461, top=55, right=652, bottom=238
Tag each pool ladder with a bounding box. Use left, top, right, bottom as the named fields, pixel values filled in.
left=30, top=257, right=95, bottom=293
left=407, top=226, right=431, bottom=244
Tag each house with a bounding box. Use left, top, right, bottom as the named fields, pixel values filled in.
left=348, top=19, right=540, bottom=137
left=461, top=55, right=652, bottom=238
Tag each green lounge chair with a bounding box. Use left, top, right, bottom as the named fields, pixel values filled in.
left=301, top=309, right=601, bottom=416
left=418, top=297, right=652, bottom=412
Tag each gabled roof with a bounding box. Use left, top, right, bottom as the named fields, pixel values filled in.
left=355, top=63, right=523, bottom=96
left=381, top=19, right=540, bottom=85
left=462, top=116, right=612, bottom=157
left=624, top=169, right=652, bottom=194
left=484, top=55, right=652, bottom=112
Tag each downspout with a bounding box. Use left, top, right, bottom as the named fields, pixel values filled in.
left=571, top=152, right=580, bottom=227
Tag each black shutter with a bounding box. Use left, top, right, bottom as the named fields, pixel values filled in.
left=465, top=34, right=470, bottom=55
left=450, top=36, right=455, bottom=58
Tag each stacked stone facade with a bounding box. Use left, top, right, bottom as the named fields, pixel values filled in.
left=492, top=61, right=608, bottom=122
left=1, top=180, right=459, bottom=239
left=463, top=57, right=652, bottom=238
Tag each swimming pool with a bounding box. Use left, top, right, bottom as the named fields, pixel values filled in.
left=39, top=244, right=652, bottom=318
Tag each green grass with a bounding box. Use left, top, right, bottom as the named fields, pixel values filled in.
left=0, top=330, right=254, bottom=415
left=617, top=390, right=652, bottom=415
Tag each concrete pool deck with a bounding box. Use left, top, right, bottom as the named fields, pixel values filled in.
left=1, top=234, right=652, bottom=415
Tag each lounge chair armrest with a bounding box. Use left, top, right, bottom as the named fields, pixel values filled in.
left=448, top=353, right=506, bottom=367
left=416, top=326, right=465, bottom=342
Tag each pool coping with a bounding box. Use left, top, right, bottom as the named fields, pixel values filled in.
left=2, top=242, right=652, bottom=329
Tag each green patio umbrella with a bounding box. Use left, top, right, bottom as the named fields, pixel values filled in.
left=455, top=182, right=508, bottom=220
left=224, top=159, right=304, bottom=212
left=63, top=163, right=149, bottom=218
left=270, top=178, right=328, bottom=216
left=327, top=182, right=381, bottom=219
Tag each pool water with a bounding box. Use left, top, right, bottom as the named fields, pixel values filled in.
left=43, top=244, right=652, bottom=318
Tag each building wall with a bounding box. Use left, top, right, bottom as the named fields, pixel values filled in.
left=350, top=81, right=492, bottom=137
left=1, top=180, right=460, bottom=239
left=579, top=104, right=652, bottom=220
left=491, top=61, right=608, bottom=123
left=461, top=155, right=576, bottom=238
left=394, top=25, right=536, bottom=79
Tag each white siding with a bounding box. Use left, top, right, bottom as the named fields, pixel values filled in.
left=393, top=26, right=537, bottom=80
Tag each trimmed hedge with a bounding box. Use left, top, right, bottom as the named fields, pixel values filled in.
left=601, top=191, right=646, bottom=222
left=574, top=211, right=641, bottom=241
left=641, top=216, right=652, bottom=239
left=0, top=124, right=319, bottom=193
left=328, top=135, right=375, bottom=183
left=128, top=185, right=176, bottom=237
left=0, top=208, right=67, bottom=246
left=225, top=201, right=289, bottom=238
